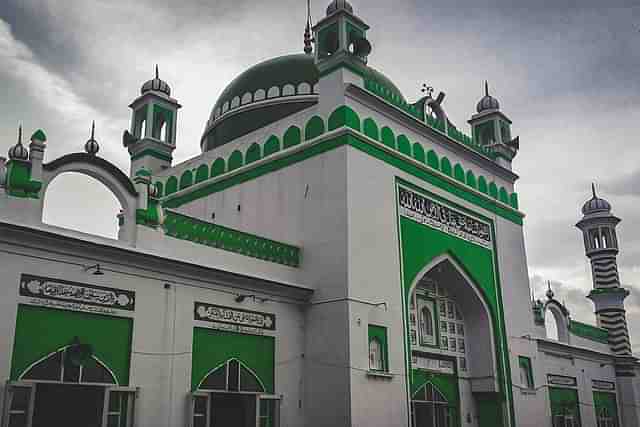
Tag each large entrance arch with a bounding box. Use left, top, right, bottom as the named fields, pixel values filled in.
left=40, top=153, right=138, bottom=242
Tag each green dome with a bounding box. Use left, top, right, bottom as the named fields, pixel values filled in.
left=202, top=53, right=405, bottom=152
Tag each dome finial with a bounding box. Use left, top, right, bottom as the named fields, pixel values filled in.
left=592, top=182, right=597, bottom=198
left=546, top=280, right=554, bottom=300
left=304, top=0, right=314, bottom=54
left=8, top=123, right=29, bottom=160
left=485, top=80, right=489, bottom=97
left=85, top=121, right=100, bottom=155
left=155, top=64, right=159, bottom=80
left=18, top=124, right=22, bottom=145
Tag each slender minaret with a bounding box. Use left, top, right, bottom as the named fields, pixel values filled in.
left=576, top=184, right=632, bottom=355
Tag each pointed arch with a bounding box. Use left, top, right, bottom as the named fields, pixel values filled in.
left=426, top=150, right=439, bottom=170
left=466, top=170, right=477, bottom=189
left=499, top=187, right=509, bottom=204
left=19, top=345, right=118, bottom=385
left=412, top=143, right=425, bottom=163
left=440, top=157, right=452, bottom=176
left=263, top=135, right=281, bottom=157
left=228, top=150, right=244, bottom=171
left=328, top=105, right=361, bottom=131
left=165, top=176, right=178, bottom=195
left=453, top=164, right=465, bottom=183
left=397, top=135, right=411, bottom=156
left=197, top=358, right=266, bottom=393
left=195, top=164, right=209, bottom=184
left=477, top=176, right=488, bottom=194
left=283, top=126, right=302, bottom=149
left=180, top=170, right=193, bottom=190
left=408, top=253, right=499, bottom=393
left=363, top=118, right=380, bottom=141
left=488, top=182, right=499, bottom=199
left=245, top=143, right=262, bottom=164
left=305, top=116, right=325, bottom=140
left=381, top=127, right=396, bottom=149
left=211, top=158, right=226, bottom=177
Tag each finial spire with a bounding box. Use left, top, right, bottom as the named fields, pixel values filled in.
left=591, top=182, right=597, bottom=198
left=155, top=65, right=159, bottom=79
left=546, top=280, right=554, bottom=300
left=485, top=80, right=489, bottom=97
left=18, top=124, right=22, bottom=144
left=304, top=0, right=313, bottom=54
left=90, top=121, right=95, bottom=140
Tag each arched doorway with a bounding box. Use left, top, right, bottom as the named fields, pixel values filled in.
left=4, top=342, right=135, bottom=427
left=192, top=359, right=278, bottom=427
left=407, top=256, right=500, bottom=427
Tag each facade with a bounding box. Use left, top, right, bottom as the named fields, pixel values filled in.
left=0, top=1, right=639, bottom=427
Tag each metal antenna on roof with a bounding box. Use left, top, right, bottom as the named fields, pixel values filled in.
left=304, top=0, right=314, bottom=54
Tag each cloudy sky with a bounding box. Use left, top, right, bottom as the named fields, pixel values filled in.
left=1, top=0, right=639, bottom=350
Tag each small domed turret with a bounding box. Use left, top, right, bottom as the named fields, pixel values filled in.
left=326, top=0, right=353, bottom=15
left=581, top=183, right=611, bottom=216
left=476, top=81, right=500, bottom=113
left=141, top=65, right=171, bottom=97
left=8, top=125, right=29, bottom=161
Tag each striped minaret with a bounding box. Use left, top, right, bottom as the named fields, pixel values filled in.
left=576, top=184, right=632, bottom=356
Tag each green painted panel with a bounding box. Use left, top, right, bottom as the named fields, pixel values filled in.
left=549, top=387, right=580, bottom=424
left=363, top=118, right=380, bottom=141
left=228, top=150, right=244, bottom=171
left=440, top=157, right=452, bottom=176
left=246, top=143, right=262, bottom=165
left=263, top=136, right=281, bottom=157
left=211, top=158, right=226, bottom=177
left=165, top=176, right=178, bottom=195
left=397, top=135, right=411, bottom=156
left=381, top=127, right=396, bottom=149
left=180, top=170, right=194, bottom=190
left=195, top=165, right=209, bottom=184
left=593, top=392, right=618, bottom=425
left=569, top=320, right=609, bottom=344
left=466, top=170, right=477, bottom=189
left=11, top=305, right=133, bottom=385
left=283, top=126, right=302, bottom=149
left=155, top=182, right=164, bottom=198
left=411, top=372, right=459, bottom=406
left=192, top=328, right=274, bottom=393
left=476, top=393, right=505, bottom=427
left=305, top=116, right=325, bottom=141
left=499, top=187, right=509, bottom=204
left=413, top=143, right=425, bottom=163
left=328, top=106, right=361, bottom=132
left=509, top=193, right=519, bottom=210
left=453, top=164, right=465, bottom=183
left=478, top=176, right=488, bottom=194
left=427, top=150, right=439, bottom=170
left=489, top=182, right=498, bottom=199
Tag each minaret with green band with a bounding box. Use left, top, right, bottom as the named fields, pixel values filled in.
left=124, top=66, right=181, bottom=177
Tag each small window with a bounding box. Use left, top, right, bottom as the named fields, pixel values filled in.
left=518, top=356, right=534, bottom=389
left=368, top=325, right=388, bottom=372
left=417, top=298, right=436, bottom=346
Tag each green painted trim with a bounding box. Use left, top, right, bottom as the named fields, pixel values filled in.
left=396, top=177, right=516, bottom=426
left=131, top=149, right=173, bottom=162
left=11, top=304, right=133, bottom=385
left=162, top=210, right=301, bottom=267
left=518, top=356, right=534, bottom=388
left=162, top=133, right=523, bottom=225
left=569, top=320, right=609, bottom=344
left=5, top=161, right=42, bottom=199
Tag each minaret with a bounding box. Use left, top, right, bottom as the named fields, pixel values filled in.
left=124, top=66, right=181, bottom=177
left=576, top=185, right=632, bottom=356
left=468, top=82, right=519, bottom=170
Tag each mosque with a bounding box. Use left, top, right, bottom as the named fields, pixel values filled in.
left=0, top=1, right=638, bottom=427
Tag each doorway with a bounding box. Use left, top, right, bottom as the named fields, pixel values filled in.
left=211, top=393, right=256, bottom=427
left=32, top=383, right=104, bottom=427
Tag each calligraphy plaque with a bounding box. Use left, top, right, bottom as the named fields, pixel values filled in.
left=194, top=302, right=276, bottom=331
left=19, top=274, right=135, bottom=311
left=547, top=374, right=577, bottom=387
left=398, top=186, right=492, bottom=249
left=592, top=380, right=615, bottom=391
